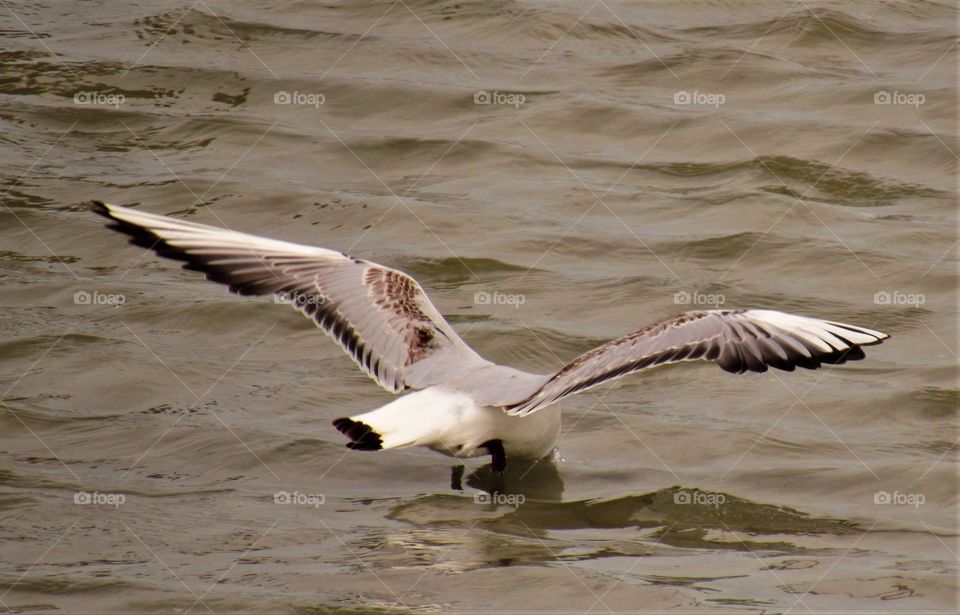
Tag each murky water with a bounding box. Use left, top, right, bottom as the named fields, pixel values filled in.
left=1, top=1, right=957, bottom=613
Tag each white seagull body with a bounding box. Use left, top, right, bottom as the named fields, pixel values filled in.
left=94, top=202, right=889, bottom=471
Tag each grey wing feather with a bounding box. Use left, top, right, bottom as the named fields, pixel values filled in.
left=94, top=201, right=491, bottom=393
left=503, top=309, right=888, bottom=416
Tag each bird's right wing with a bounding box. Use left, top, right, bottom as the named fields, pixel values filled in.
left=94, top=201, right=492, bottom=393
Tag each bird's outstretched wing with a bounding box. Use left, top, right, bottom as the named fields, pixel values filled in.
left=504, top=309, right=888, bottom=416
left=93, top=201, right=491, bottom=393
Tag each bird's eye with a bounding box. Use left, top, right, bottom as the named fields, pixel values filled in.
left=415, top=327, right=434, bottom=343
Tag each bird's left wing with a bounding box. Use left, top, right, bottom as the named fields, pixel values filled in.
left=504, top=309, right=888, bottom=416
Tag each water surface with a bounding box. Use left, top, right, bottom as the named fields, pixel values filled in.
left=1, top=1, right=957, bottom=613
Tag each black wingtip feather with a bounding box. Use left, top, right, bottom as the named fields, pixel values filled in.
left=92, top=200, right=169, bottom=253
left=332, top=417, right=383, bottom=451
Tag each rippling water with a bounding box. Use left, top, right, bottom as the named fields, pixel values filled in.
left=1, top=1, right=957, bottom=613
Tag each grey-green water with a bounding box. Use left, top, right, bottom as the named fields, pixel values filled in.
left=1, top=1, right=957, bottom=613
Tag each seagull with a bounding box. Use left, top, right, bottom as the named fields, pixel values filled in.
left=93, top=202, right=889, bottom=472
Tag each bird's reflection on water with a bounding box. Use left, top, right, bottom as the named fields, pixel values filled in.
left=388, top=458, right=861, bottom=555
left=452, top=458, right=566, bottom=501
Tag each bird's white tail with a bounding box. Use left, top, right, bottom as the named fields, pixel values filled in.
left=332, top=388, right=474, bottom=452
